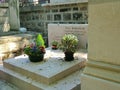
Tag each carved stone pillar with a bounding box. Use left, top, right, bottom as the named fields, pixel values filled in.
left=81, top=0, right=120, bottom=90
left=9, top=0, right=20, bottom=30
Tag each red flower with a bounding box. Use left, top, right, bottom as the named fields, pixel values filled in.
left=30, top=43, right=34, bottom=48
left=39, top=46, right=45, bottom=53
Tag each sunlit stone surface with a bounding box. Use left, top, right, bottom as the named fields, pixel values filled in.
left=0, top=79, right=19, bottom=90
left=0, top=48, right=87, bottom=90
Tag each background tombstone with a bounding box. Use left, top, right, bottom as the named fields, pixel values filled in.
left=48, top=24, right=88, bottom=49
left=9, top=0, right=20, bottom=30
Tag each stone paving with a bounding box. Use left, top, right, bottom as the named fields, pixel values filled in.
left=0, top=69, right=19, bottom=90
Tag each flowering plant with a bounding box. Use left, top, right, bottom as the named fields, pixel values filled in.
left=23, top=34, right=45, bottom=56
left=59, top=34, right=78, bottom=53
left=51, top=40, right=59, bottom=49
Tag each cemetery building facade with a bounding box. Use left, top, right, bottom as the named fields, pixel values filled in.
left=19, top=0, right=88, bottom=45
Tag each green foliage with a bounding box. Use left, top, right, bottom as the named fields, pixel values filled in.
left=60, top=34, right=78, bottom=52
left=36, top=34, right=45, bottom=47
left=51, top=40, right=59, bottom=49
left=23, top=34, right=45, bottom=56
left=51, top=40, right=59, bottom=46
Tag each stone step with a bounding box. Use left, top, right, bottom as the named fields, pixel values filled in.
left=0, top=65, right=83, bottom=90
left=0, top=78, right=19, bottom=90
left=3, top=49, right=86, bottom=84
left=0, top=65, right=44, bottom=90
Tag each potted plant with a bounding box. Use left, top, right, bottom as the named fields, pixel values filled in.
left=23, top=34, right=46, bottom=62
left=60, top=34, right=78, bottom=61
left=51, top=40, right=59, bottom=50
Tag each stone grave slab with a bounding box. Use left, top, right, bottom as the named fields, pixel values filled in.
left=0, top=65, right=83, bottom=90
left=3, top=48, right=86, bottom=85
left=48, top=24, right=88, bottom=48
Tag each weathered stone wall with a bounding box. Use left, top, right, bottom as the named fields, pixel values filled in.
left=0, top=32, right=36, bottom=61
left=20, top=2, right=88, bottom=46
left=0, top=1, right=20, bottom=32
left=9, top=0, right=20, bottom=30
left=0, top=3, right=10, bottom=32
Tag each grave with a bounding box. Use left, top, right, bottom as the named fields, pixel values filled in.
left=48, top=24, right=88, bottom=49
left=0, top=48, right=87, bottom=90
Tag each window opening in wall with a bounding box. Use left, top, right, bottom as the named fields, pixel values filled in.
left=32, top=15, right=35, bottom=20
left=26, top=16, right=31, bottom=21
left=83, top=12, right=88, bottom=20
left=39, top=15, right=44, bottom=20
left=63, top=13, right=71, bottom=20
left=59, top=22, right=65, bottom=24
left=47, top=14, right=52, bottom=20
left=45, top=22, right=49, bottom=28
left=45, top=9, right=50, bottom=13
left=52, top=9, right=58, bottom=12
left=54, top=14, right=61, bottom=21
left=80, top=6, right=87, bottom=11
left=60, top=8, right=71, bottom=12
left=38, top=10, right=44, bottom=13
left=73, top=13, right=82, bottom=20
left=38, top=22, right=44, bottom=27
left=73, top=7, right=78, bottom=11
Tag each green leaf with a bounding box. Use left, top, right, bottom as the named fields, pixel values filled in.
left=36, top=34, right=45, bottom=47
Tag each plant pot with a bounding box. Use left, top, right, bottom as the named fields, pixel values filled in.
left=28, top=54, right=44, bottom=62
left=64, top=52, right=74, bottom=61
left=52, top=45, right=58, bottom=50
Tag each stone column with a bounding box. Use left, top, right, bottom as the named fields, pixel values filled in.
left=81, top=0, right=120, bottom=90
left=9, top=0, right=20, bottom=30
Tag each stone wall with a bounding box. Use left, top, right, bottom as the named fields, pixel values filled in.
left=0, top=3, right=10, bottom=32
left=0, top=1, right=20, bottom=32
left=9, top=0, right=20, bottom=30
left=0, top=32, right=36, bottom=61
left=20, top=2, right=88, bottom=46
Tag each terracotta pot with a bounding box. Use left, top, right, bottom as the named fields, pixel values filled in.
left=64, top=52, right=74, bottom=61
left=52, top=45, right=58, bottom=50
left=28, top=54, right=44, bottom=62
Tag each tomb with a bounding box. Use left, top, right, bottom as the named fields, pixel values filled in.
left=0, top=48, right=87, bottom=90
